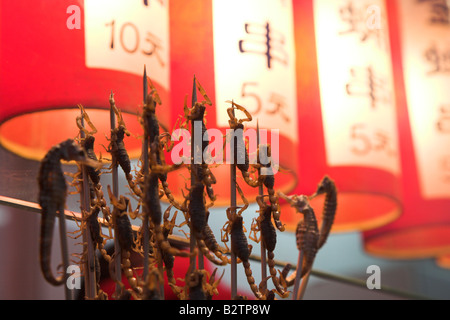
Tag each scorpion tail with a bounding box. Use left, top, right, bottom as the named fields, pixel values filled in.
left=154, top=225, right=194, bottom=258
left=242, top=261, right=265, bottom=300
left=197, top=239, right=229, bottom=266
left=267, top=251, right=290, bottom=298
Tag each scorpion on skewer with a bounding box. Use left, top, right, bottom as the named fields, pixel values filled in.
left=76, top=104, right=110, bottom=221
left=222, top=207, right=268, bottom=300
left=107, top=185, right=142, bottom=297
left=255, top=144, right=283, bottom=231
left=170, top=262, right=224, bottom=300
left=226, top=101, right=257, bottom=188
left=182, top=165, right=228, bottom=266
left=70, top=204, right=113, bottom=273
left=141, top=268, right=164, bottom=300
left=143, top=138, right=192, bottom=259
left=226, top=101, right=283, bottom=231
left=184, top=77, right=217, bottom=203
left=38, top=139, right=99, bottom=286
left=160, top=206, right=178, bottom=288
left=139, top=77, right=185, bottom=210
left=106, top=93, right=144, bottom=200
left=249, top=195, right=289, bottom=298
left=278, top=192, right=319, bottom=286
left=86, top=205, right=112, bottom=263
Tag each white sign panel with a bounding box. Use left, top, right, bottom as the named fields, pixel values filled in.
left=212, top=0, right=298, bottom=142
left=313, top=0, right=401, bottom=175
left=398, top=0, right=450, bottom=198
left=84, top=0, right=169, bottom=89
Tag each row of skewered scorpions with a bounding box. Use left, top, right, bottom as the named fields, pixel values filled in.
left=37, top=76, right=337, bottom=300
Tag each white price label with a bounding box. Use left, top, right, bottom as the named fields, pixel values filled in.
left=314, top=0, right=401, bottom=175
left=84, top=0, right=169, bottom=89
left=212, top=0, right=298, bottom=142
left=398, top=0, right=450, bottom=199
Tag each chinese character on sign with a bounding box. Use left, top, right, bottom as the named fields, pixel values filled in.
left=338, top=1, right=382, bottom=45
left=143, top=0, right=164, bottom=6
left=417, top=0, right=450, bottom=25
left=441, top=155, right=450, bottom=182
left=437, top=105, right=450, bottom=132
left=238, top=21, right=288, bottom=69
left=351, top=124, right=396, bottom=157
left=424, top=43, right=450, bottom=74
left=345, top=66, right=390, bottom=109
left=267, top=92, right=290, bottom=123
left=240, top=82, right=290, bottom=123
left=142, top=31, right=165, bottom=66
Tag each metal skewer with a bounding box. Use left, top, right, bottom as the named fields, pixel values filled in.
left=256, top=119, right=267, bottom=291
left=230, top=103, right=238, bottom=299
left=78, top=111, right=97, bottom=299
left=0, top=195, right=430, bottom=300
left=292, top=251, right=304, bottom=300
left=58, top=199, right=71, bottom=300
left=142, top=66, right=150, bottom=283
left=109, top=91, right=122, bottom=298
left=190, top=75, right=204, bottom=270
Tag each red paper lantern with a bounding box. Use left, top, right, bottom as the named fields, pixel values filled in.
left=0, top=0, right=172, bottom=161
left=363, top=0, right=450, bottom=259
left=278, top=0, right=403, bottom=232
left=1, top=0, right=405, bottom=237
left=167, top=0, right=299, bottom=209
left=167, top=0, right=404, bottom=233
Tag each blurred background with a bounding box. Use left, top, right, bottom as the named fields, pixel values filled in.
left=1, top=0, right=450, bottom=299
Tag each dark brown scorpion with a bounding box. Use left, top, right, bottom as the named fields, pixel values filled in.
left=222, top=207, right=267, bottom=300
left=249, top=195, right=289, bottom=298
left=226, top=101, right=283, bottom=231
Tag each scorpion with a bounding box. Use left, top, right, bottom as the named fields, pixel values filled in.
left=86, top=205, right=112, bottom=264
left=249, top=195, right=289, bottom=298
left=184, top=76, right=212, bottom=154
left=143, top=138, right=191, bottom=259
left=76, top=105, right=110, bottom=221
left=170, top=263, right=224, bottom=300
left=222, top=207, right=266, bottom=300
left=226, top=101, right=283, bottom=231
left=141, top=268, right=164, bottom=300
left=38, top=139, right=98, bottom=285
left=226, top=101, right=257, bottom=187
left=182, top=169, right=228, bottom=266
left=255, top=144, right=283, bottom=231
left=138, top=78, right=186, bottom=211
left=107, top=185, right=142, bottom=296
left=310, top=175, right=337, bottom=249
left=160, top=206, right=178, bottom=288
left=184, top=77, right=217, bottom=203
left=106, top=93, right=144, bottom=200
left=278, top=192, right=319, bottom=285
left=69, top=204, right=113, bottom=276
left=200, top=211, right=229, bottom=265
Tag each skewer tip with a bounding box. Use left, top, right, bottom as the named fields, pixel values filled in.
left=192, top=75, right=197, bottom=106
left=144, top=66, right=148, bottom=102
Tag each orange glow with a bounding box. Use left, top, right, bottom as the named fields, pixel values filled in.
left=436, top=254, right=450, bottom=269
left=365, top=225, right=450, bottom=259
left=0, top=109, right=144, bottom=161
